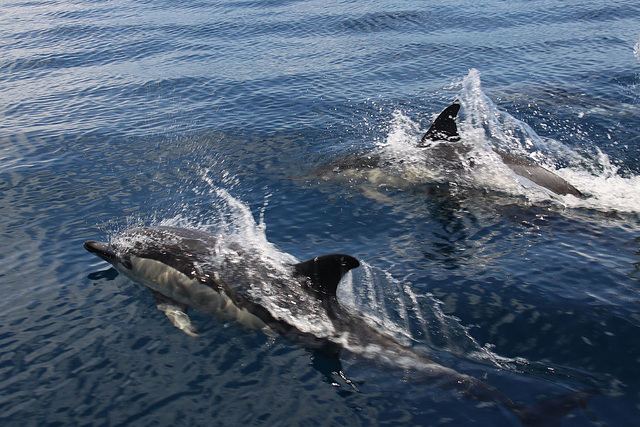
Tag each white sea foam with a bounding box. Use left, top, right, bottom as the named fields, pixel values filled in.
left=457, top=69, right=640, bottom=213
left=372, top=69, right=640, bottom=214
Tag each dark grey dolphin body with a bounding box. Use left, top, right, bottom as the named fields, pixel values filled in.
left=317, top=103, right=584, bottom=198
left=84, top=226, right=360, bottom=343
left=84, top=226, right=595, bottom=424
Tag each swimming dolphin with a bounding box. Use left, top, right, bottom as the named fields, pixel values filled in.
left=84, top=225, right=595, bottom=424
left=84, top=226, right=360, bottom=341
left=316, top=103, right=584, bottom=198
left=83, top=226, right=443, bottom=361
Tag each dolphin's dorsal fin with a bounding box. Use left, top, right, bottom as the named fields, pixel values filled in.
left=293, top=254, right=360, bottom=298
left=420, top=103, right=461, bottom=146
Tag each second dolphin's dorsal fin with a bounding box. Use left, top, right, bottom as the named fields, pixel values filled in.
left=293, top=254, right=360, bottom=298
left=420, top=103, right=461, bottom=146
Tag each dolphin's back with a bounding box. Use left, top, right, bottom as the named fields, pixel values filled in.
left=117, top=226, right=218, bottom=281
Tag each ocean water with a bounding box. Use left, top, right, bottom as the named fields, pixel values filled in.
left=1, top=0, right=640, bottom=425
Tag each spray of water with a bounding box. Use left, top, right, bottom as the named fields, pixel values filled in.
left=457, top=69, right=640, bottom=213
left=339, top=261, right=518, bottom=369
left=371, top=69, right=640, bottom=214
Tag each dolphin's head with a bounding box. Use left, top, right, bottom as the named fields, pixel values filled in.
left=84, top=240, right=132, bottom=269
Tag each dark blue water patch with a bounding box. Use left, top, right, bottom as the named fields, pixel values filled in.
left=423, top=214, right=640, bottom=344
left=330, top=2, right=640, bottom=37
left=0, top=38, right=175, bottom=76
left=336, top=10, right=443, bottom=34
left=569, top=2, right=640, bottom=23
left=226, top=0, right=312, bottom=9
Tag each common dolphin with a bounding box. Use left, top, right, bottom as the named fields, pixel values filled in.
left=84, top=226, right=360, bottom=341
left=316, top=103, right=584, bottom=198
left=84, top=225, right=595, bottom=424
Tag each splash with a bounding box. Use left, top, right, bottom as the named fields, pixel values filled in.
left=376, top=110, right=422, bottom=162
left=553, top=150, right=640, bottom=214
left=456, top=69, right=640, bottom=213
left=371, top=69, right=640, bottom=214
left=171, top=168, right=297, bottom=269
left=635, top=38, right=640, bottom=62
left=338, top=261, right=517, bottom=369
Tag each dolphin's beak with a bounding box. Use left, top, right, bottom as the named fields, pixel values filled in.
left=84, top=240, right=118, bottom=264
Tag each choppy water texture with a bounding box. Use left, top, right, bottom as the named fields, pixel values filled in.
left=1, top=1, right=640, bottom=425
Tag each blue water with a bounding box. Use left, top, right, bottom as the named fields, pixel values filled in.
left=1, top=0, right=640, bottom=425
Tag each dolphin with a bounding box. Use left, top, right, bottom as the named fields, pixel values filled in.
left=84, top=225, right=596, bottom=424
left=316, top=103, right=584, bottom=198
left=84, top=226, right=360, bottom=342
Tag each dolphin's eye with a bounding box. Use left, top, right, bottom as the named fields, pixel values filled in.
left=121, top=257, right=133, bottom=270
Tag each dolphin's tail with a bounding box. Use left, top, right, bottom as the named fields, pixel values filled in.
left=415, top=363, right=598, bottom=426
left=509, top=389, right=599, bottom=426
